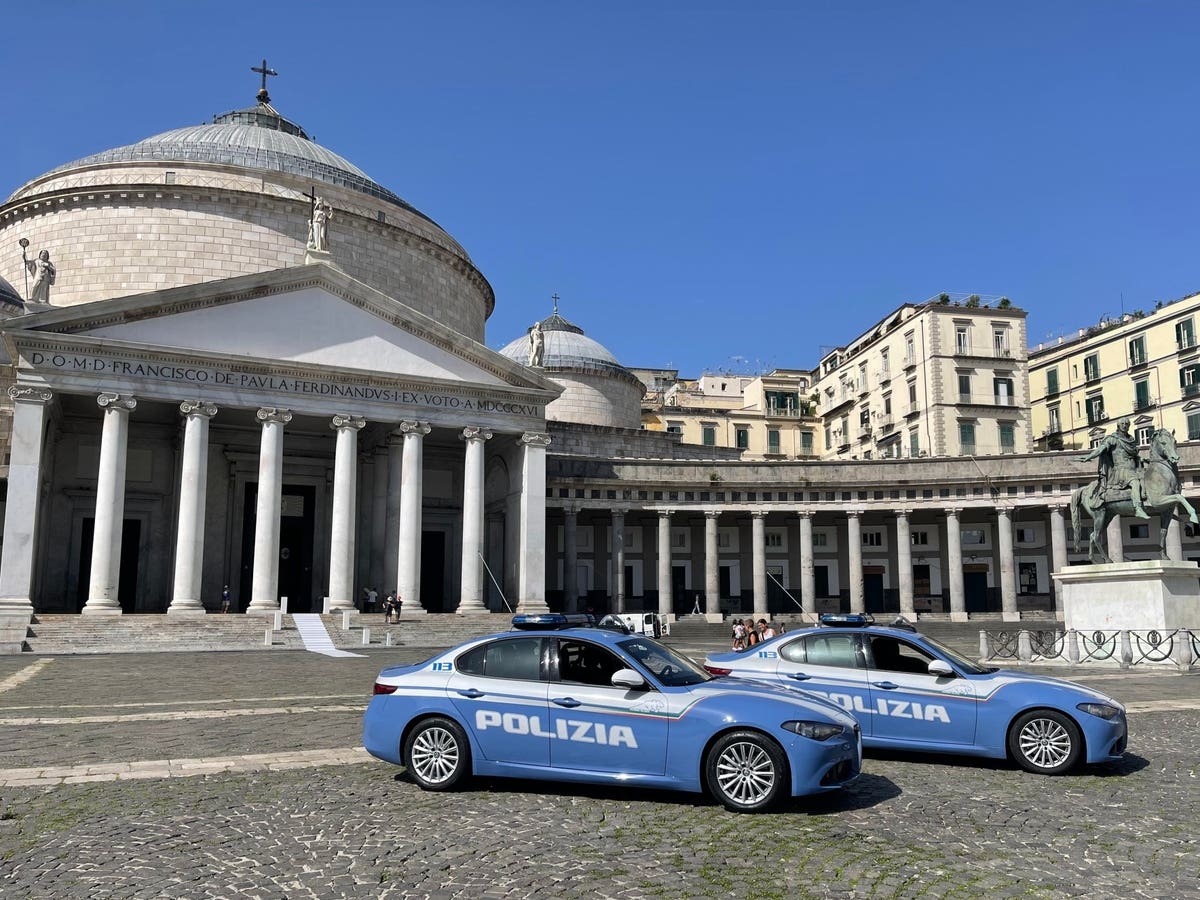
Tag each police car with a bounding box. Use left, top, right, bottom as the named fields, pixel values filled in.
left=703, top=614, right=1127, bottom=775
left=363, top=614, right=862, bottom=812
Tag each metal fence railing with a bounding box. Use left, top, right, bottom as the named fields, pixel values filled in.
left=979, top=628, right=1199, bottom=670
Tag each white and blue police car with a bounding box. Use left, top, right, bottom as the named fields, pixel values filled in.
left=703, top=614, right=1127, bottom=775
left=363, top=614, right=862, bottom=812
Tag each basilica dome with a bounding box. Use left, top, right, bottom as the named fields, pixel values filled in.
left=0, top=88, right=494, bottom=340
left=499, top=308, right=644, bottom=429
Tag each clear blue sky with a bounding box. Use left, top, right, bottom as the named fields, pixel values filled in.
left=7, top=2, right=1200, bottom=376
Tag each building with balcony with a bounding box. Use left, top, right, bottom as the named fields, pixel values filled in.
left=633, top=367, right=820, bottom=459
left=1029, top=291, right=1200, bottom=452
left=812, top=295, right=1029, bottom=460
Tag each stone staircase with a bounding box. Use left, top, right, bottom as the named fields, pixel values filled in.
left=14, top=611, right=1063, bottom=657
left=19, top=612, right=516, bottom=655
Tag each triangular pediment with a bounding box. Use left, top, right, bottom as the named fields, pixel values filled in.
left=2, top=264, right=552, bottom=393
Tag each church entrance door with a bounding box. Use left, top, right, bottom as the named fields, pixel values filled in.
left=239, top=484, right=316, bottom=613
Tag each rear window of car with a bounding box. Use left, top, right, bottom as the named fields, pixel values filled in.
left=796, top=633, right=860, bottom=668
left=457, top=637, right=543, bottom=680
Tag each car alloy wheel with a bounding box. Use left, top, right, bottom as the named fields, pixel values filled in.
left=706, top=730, right=787, bottom=812
left=1008, top=709, right=1082, bottom=775
left=404, top=716, right=470, bottom=790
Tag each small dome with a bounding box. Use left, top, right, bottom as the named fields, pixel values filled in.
left=0, top=274, right=23, bottom=310
left=499, top=310, right=639, bottom=384
left=498, top=307, right=644, bottom=429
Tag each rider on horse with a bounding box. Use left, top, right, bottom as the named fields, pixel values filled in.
left=1079, top=416, right=1150, bottom=519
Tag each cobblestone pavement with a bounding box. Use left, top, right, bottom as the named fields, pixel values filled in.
left=0, top=650, right=1196, bottom=899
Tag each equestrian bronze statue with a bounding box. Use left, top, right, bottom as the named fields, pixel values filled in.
left=1070, top=420, right=1198, bottom=563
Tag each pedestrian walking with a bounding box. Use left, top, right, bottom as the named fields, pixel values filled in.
left=221, top=585, right=231, bottom=614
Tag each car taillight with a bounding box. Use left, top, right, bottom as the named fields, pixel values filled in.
left=704, top=665, right=731, bottom=676
left=373, top=683, right=398, bottom=695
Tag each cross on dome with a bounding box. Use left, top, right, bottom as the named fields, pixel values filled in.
left=251, top=58, right=278, bottom=104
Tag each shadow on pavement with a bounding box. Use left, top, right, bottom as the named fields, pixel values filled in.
left=393, top=769, right=899, bottom=814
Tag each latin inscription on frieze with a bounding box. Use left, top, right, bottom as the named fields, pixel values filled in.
left=24, top=352, right=542, bottom=417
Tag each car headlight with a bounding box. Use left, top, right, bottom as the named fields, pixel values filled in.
left=782, top=720, right=846, bottom=741
left=1077, top=702, right=1121, bottom=720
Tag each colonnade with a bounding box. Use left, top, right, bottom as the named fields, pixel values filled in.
left=0, top=387, right=552, bottom=616
left=552, top=501, right=1189, bottom=622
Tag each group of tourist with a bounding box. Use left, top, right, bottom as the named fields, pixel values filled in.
left=730, top=617, right=784, bottom=651
left=360, top=587, right=403, bottom=623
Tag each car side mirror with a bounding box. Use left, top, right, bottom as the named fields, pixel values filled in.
left=611, top=668, right=647, bottom=690
left=927, top=659, right=955, bottom=677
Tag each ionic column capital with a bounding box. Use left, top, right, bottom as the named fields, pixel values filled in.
left=180, top=400, right=218, bottom=419
left=331, top=414, right=366, bottom=431
left=257, top=407, right=292, bottom=425
left=521, top=431, right=552, bottom=448
left=996, top=506, right=1013, bottom=519
left=795, top=509, right=815, bottom=520
left=895, top=509, right=911, bottom=521
left=9, top=385, right=52, bottom=405
left=945, top=507, right=962, bottom=518
left=98, top=392, right=136, bottom=412
left=751, top=509, right=768, bottom=519
left=846, top=508, right=863, bottom=519
left=704, top=509, right=721, bottom=520
left=398, top=420, right=431, bottom=437
left=460, top=426, right=493, bottom=443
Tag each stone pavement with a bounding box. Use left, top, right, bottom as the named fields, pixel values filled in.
left=0, top=649, right=1196, bottom=899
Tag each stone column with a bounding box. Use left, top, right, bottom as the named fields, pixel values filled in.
left=458, top=426, right=492, bottom=613
left=0, top=387, right=53, bottom=612
left=846, top=510, right=864, bottom=614
left=1166, top=517, right=1184, bottom=562
left=248, top=408, right=291, bottom=611
left=657, top=510, right=673, bottom=617
left=612, top=509, right=627, bottom=613
left=1049, top=505, right=1068, bottom=619
left=369, top=447, right=388, bottom=596
left=1106, top=517, right=1124, bottom=563
left=328, top=415, right=366, bottom=611
left=383, top=433, right=404, bottom=599
left=84, top=393, right=137, bottom=615
left=517, top=431, right=551, bottom=613
left=997, top=507, right=1018, bottom=621
left=895, top=510, right=914, bottom=618
left=563, top=506, right=579, bottom=614
left=799, top=512, right=816, bottom=620
left=397, top=421, right=431, bottom=610
left=704, top=510, right=720, bottom=617
left=169, top=400, right=218, bottom=615
left=752, top=511, right=768, bottom=619
left=946, top=508, right=966, bottom=621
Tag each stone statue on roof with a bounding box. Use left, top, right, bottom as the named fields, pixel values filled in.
left=528, top=321, right=545, bottom=367
left=307, top=196, right=333, bottom=252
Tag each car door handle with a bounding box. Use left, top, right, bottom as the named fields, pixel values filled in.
left=552, top=697, right=582, bottom=708
left=872, top=681, right=899, bottom=690
left=455, top=688, right=485, bottom=699
left=787, top=673, right=812, bottom=681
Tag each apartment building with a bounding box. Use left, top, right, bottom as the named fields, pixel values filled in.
left=633, top=367, right=820, bottom=459
left=1029, top=290, right=1200, bottom=452
left=812, top=296, right=1030, bottom=460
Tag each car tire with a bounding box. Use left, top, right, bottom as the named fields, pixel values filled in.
left=1008, top=709, right=1083, bottom=775
left=705, top=730, right=788, bottom=813
left=403, top=716, right=471, bottom=791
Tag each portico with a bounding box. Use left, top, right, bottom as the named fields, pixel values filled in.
left=0, top=264, right=560, bottom=617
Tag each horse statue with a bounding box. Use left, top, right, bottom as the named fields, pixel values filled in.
left=1070, top=427, right=1198, bottom=563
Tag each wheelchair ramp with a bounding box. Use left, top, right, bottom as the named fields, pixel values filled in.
left=292, top=614, right=366, bottom=658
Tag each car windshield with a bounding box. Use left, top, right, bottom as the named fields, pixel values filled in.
left=618, top=637, right=712, bottom=687
left=919, top=634, right=993, bottom=675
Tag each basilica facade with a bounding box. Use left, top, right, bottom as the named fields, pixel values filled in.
left=1, top=85, right=1198, bottom=638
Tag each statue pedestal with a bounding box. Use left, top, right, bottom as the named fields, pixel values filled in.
left=1053, top=560, right=1200, bottom=631
left=304, top=248, right=333, bottom=265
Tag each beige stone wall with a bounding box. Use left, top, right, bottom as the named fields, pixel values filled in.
left=546, top=372, right=643, bottom=429
left=1, top=166, right=493, bottom=341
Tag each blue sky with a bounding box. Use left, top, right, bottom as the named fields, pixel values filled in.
left=7, top=2, right=1200, bottom=375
